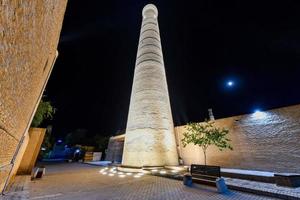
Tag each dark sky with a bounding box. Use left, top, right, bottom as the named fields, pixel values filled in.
left=45, top=0, right=300, bottom=138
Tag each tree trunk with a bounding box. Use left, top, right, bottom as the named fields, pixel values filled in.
left=203, top=149, right=207, bottom=166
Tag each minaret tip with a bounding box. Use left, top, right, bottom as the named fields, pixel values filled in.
left=142, top=4, right=158, bottom=19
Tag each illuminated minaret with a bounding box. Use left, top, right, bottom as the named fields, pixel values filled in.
left=122, top=4, right=179, bottom=167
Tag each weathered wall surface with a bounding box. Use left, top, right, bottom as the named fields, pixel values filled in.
left=175, top=104, right=300, bottom=173
left=17, top=128, right=46, bottom=175
left=106, top=135, right=125, bottom=163
left=0, top=130, right=29, bottom=191
left=107, top=104, right=300, bottom=173
left=6, top=131, right=29, bottom=186
left=0, top=0, right=67, bottom=192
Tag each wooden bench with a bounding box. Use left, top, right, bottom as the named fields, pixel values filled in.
left=191, top=164, right=221, bottom=184
left=185, top=164, right=228, bottom=193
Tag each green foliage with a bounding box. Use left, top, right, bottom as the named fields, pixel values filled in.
left=93, top=135, right=109, bottom=152
left=31, top=98, right=55, bottom=127
left=65, top=130, right=109, bottom=153
left=42, top=129, right=53, bottom=150
left=38, top=125, right=55, bottom=160
left=182, top=121, right=233, bottom=165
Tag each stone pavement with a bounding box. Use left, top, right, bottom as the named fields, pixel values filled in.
left=2, top=175, right=30, bottom=200
left=149, top=167, right=300, bottom=199
left=25, top=163, right=278, bottom=200
left=149, top=166, right=300, bottom=200
left=226, top=178, right=300, bottom=200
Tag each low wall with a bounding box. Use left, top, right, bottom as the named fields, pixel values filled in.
left=17, top=128, right=46, bottom=175
left=175, top=104, right=300, bottom=173
left=93, top=152, right=102, bottom=161
left=105, top=135, right=124, bottom=163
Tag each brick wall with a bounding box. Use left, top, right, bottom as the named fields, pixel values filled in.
left=175, top=104, right=300, bottom=173
left=0, top=0, right=67, bottom=192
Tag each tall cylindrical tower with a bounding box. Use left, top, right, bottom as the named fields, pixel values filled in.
left=122, top=4, right=179, bottom=167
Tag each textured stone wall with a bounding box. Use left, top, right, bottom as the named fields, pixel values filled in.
left=0, top=130, right=29, bottom=191
left=0, top=0, right=67, bottom=192
left=122, top=4, right=178, bottom=167
left=108, top=104, right=300, bottom=173
left=175, top=104, right=300, bottom=173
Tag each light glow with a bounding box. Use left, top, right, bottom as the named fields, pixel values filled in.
left=226, top=80, right=235, bottom=88
left=160, top=170, right=167, bottom=174
left=253, top=109, right=267, bottom=119
left=108, top=173, right=114, bottom=176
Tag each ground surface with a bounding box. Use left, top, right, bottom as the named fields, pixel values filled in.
left=27, top=162, right=280, bottom=200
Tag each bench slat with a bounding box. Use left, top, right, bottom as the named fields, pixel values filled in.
left=192, top=174, right=218, bottom=181
left=191, top=164, right=221, bottom=179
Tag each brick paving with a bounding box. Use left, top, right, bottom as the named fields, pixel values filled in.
left=225, top=178, right=300, bottom=199
left=147, top=167, right=300, bottom=199
left=2, top=175, right=30, bottom=200
left=26, top=163, right=279, bottom=200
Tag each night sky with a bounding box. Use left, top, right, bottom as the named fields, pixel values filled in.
left=45, top=0, right=300, bottom=138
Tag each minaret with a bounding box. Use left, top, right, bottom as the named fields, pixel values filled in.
left=122, top=4, right=179, bottom=167
left=208, top=108, right=215, bottom=121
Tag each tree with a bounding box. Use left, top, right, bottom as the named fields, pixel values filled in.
left=93, top=134, right=109, bottom=152
left=65, top=129, right=88, bottom=146
left=31, top=97, right=55, bottom=127
left=181, top=121, right=233, bottom=165
left=38, top=125, right=55, bottom=160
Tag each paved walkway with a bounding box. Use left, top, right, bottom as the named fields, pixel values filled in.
left=2, top=175, right=30, bottom=200
left=148, top=167, right=300, bottom=199
left=27, top=163, right=278, bottom=200
left=226, top=178, right=300, bottom=199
